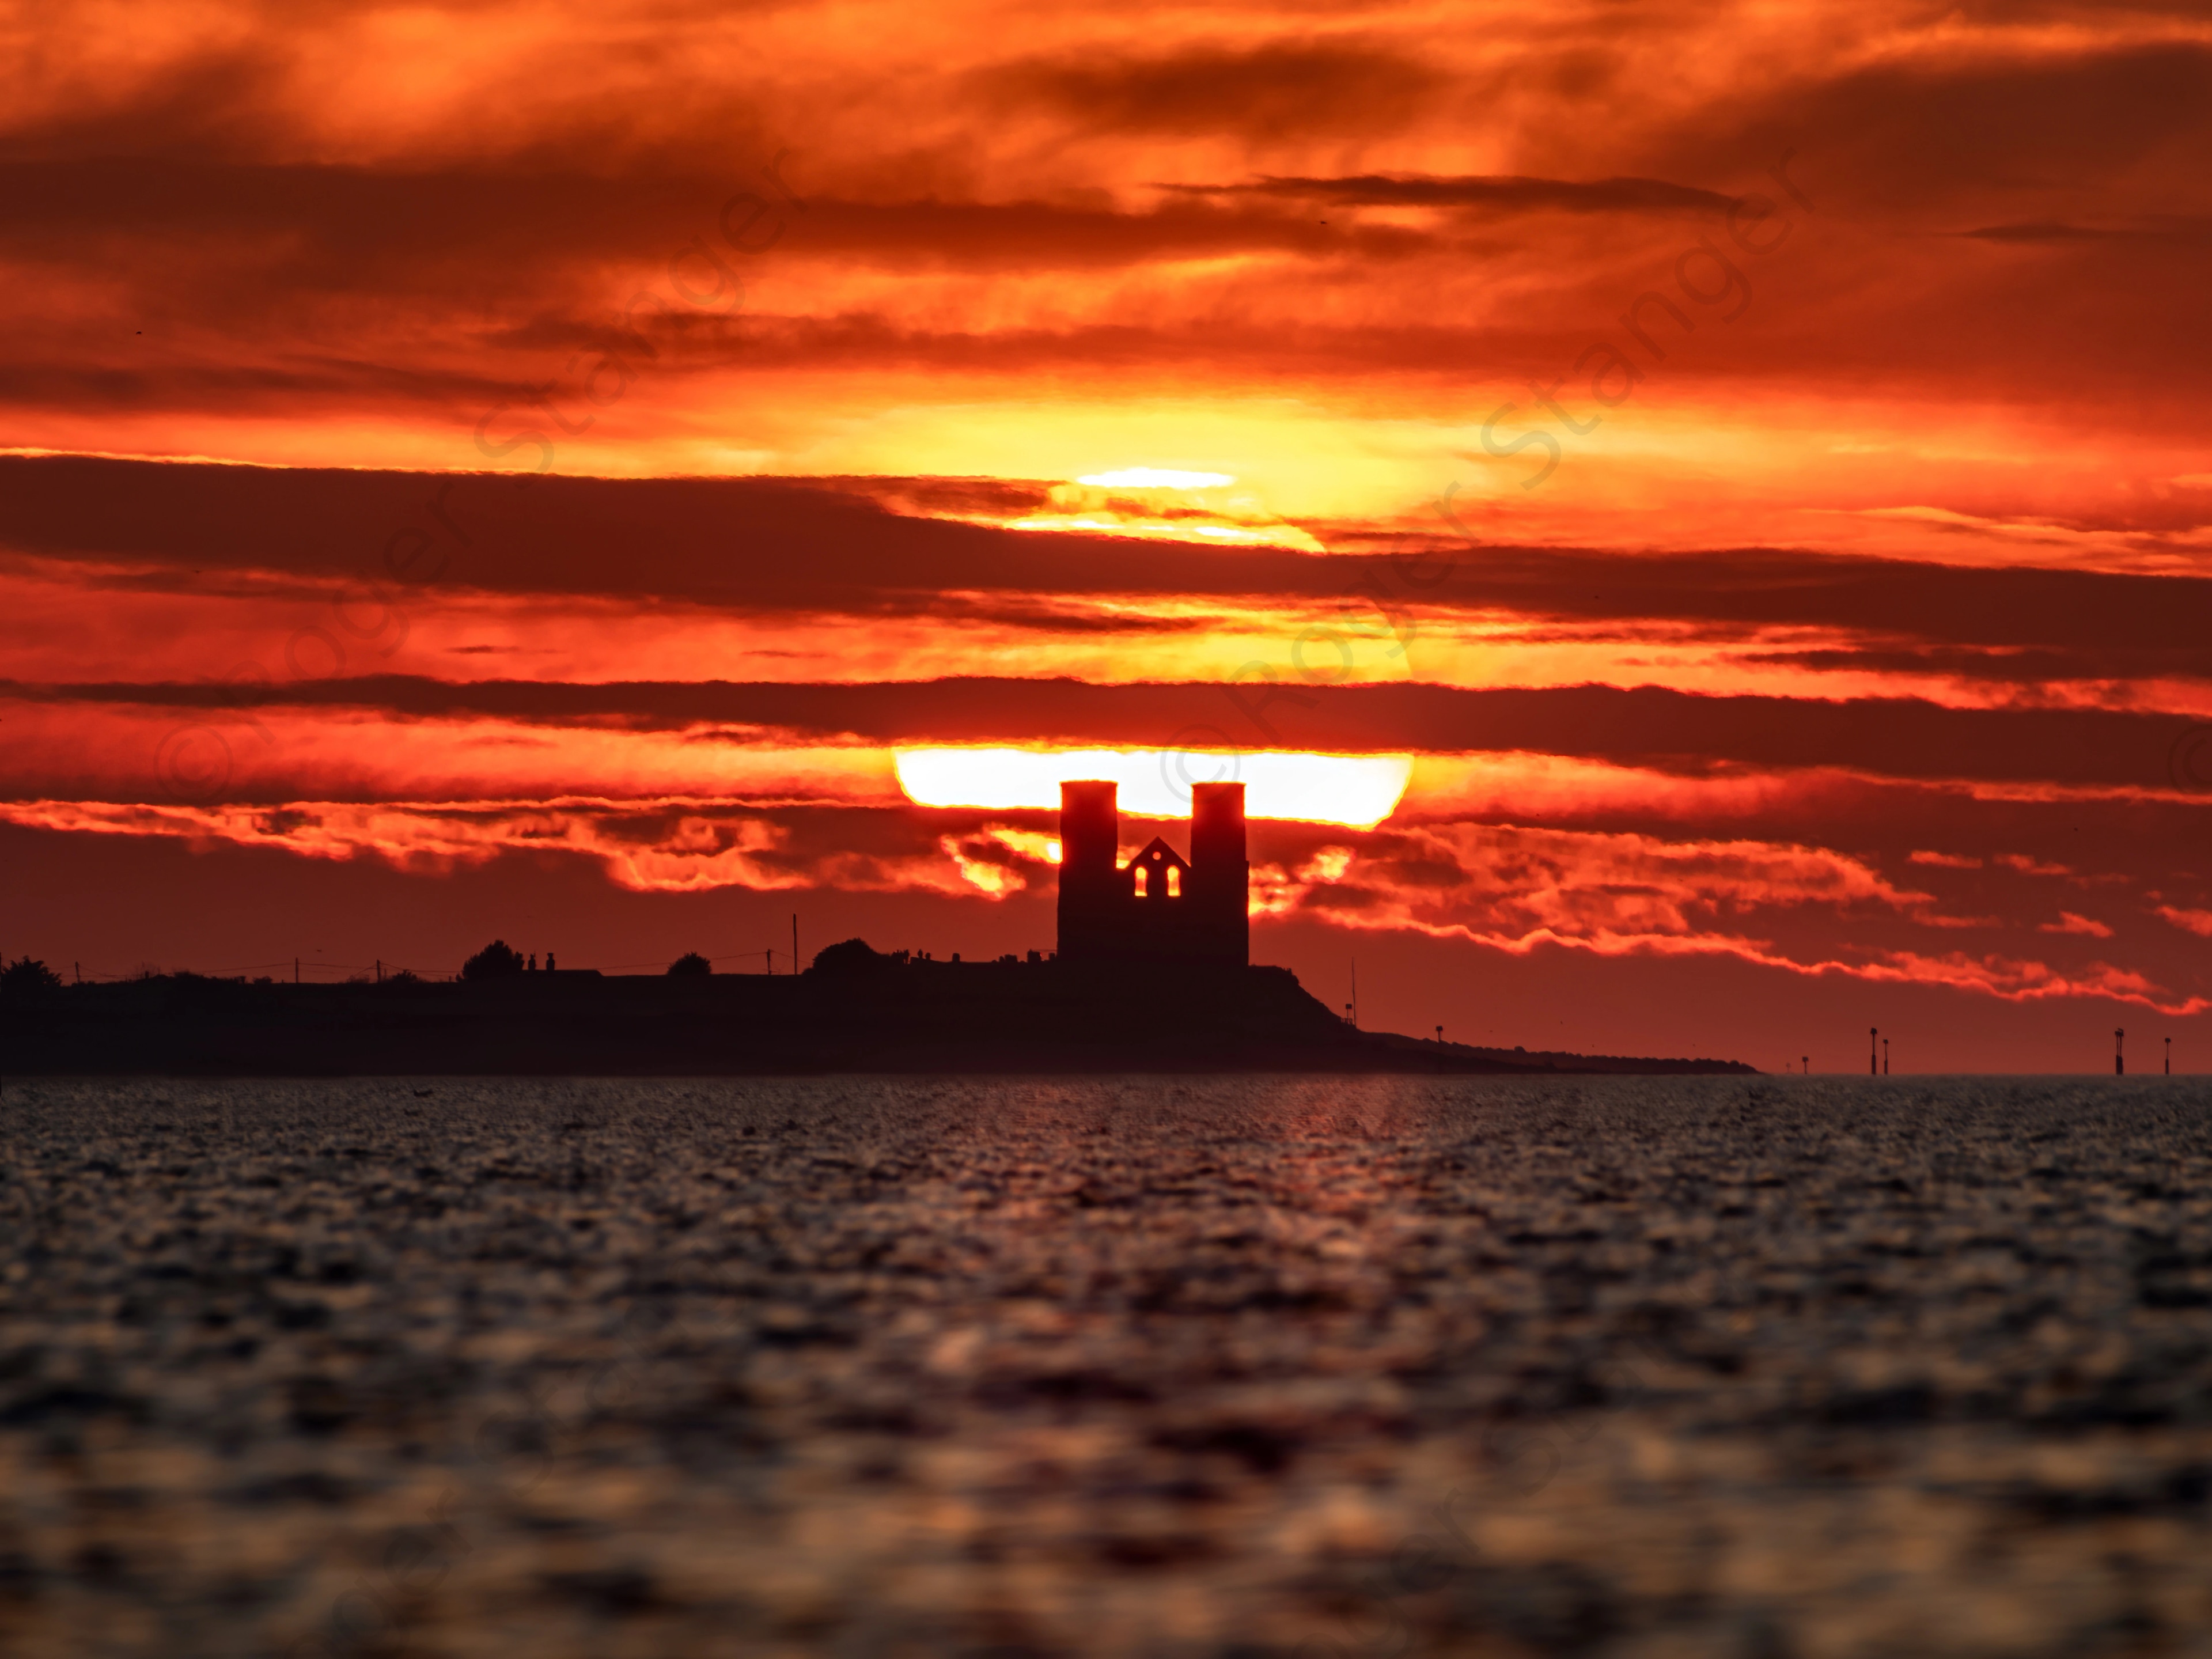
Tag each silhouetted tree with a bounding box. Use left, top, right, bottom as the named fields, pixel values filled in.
left=1, top=957, right=62, bottom=994
left=808, top=938, right=889, bottom=976
left=461, top=940, right=525, bottom=981
left=667, top=952, right=712, bottom=976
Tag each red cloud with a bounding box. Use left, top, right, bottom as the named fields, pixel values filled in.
left=2039, top=911, right=2115, bottom=937
left=1249, top=821, right=2209, bottom=1014
left=0, top=799, right=998, bottom=897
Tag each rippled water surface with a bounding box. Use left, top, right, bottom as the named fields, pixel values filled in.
left=6, top=1074, right=2212, bottom=1658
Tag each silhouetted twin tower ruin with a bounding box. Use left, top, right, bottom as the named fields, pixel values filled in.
left=1056, top=780, right=1249, bottom=967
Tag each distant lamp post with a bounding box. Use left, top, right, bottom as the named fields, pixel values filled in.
left=1883, top=1037, right=1889, bottom=1075
left=2116, top=1027, right=2126, bottom=1076
left=1802, top=1055, right=1810, bottom=1074
left=1435, top=1025, right=1444, bottom=1044
left=1870, top=1026, right=1878, bottom=1076
left=1344, top=1002, right=1354, bottom=1026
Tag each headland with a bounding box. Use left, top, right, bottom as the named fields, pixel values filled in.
left=2, top=781, right=1755, bottom=1075
left=0, top=953, right=1753, bottom=1076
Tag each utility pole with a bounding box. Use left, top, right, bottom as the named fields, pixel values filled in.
left=1870, top=1026, right=1877, bottom=1076
left=1802, top=1055, right=1809, bottom=1074
left=2115, top=1027, right=2125, bottom=1075
left=1883, top=1037, right=1889, bottom=1075
left=1435, top=1025, right=1443, bottom=1044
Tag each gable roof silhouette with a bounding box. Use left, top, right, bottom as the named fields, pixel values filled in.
left=1128, top=836, right=1189, bottom=873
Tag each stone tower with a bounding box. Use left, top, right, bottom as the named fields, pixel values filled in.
left=1055, top=780, right=1248, bottom=966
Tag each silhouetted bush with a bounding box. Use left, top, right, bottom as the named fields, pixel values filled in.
left=1, top=957, right=62, bottom=994
left=461, top=940, right=525, bottom=981
left=808, top=938, right=891, bottom=976
left=667, top=952, right=712, bottom=976
left=384, top=968, right=421, bottom=985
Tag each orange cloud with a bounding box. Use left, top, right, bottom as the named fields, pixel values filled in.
left=1243, top=820, right=2210, bottom=1013
left=2039, top=911, right=2115, bottom=937
left=0, top=800, right=997, bottom=897
left=1910, top=849, right=1983, bottom=869
left=1252, top=819, right=1938, bottom=936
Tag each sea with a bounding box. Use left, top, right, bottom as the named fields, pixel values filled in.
left=4, top=1073, right=2211, bottom=1658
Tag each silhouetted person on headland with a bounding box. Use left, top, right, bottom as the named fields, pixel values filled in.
left=546, top=952, right=556, bottom=972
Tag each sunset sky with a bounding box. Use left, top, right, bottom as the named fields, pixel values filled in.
left=4, top=0, right=2210, bottom=1070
